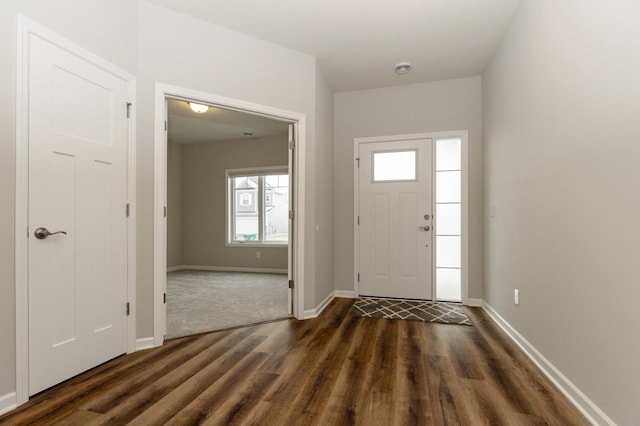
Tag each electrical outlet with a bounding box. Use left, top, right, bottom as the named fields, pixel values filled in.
left=256, top=250, right=261, bottom=259
left=514, top=289, right=520, bottom=306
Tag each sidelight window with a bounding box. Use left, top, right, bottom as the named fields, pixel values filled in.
left=435, top=138, right=462, bottom=302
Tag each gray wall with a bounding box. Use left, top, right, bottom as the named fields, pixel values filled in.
left=0, top=0, right=138, bottom=400
left=333, top=77, right=483, bottom=299
left=483, top=1, right=640, bottom=424
left=137, top=0, right=320, bottom=337
left=178, top=136, right=288, bottom=270
left=166, top=141, right=183, bottom=268
left=314, top=70, right=335, bottom=305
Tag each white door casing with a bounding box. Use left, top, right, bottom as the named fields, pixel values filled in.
left=358, top=138, right=433, bottom=300
left=287, top=122, right=296, bottom=315
left=27, top=33, right=129, bottom=395
left=154, top=84, right=307, bottom=345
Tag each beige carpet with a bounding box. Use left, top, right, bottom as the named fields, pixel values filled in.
left=166, top=270, right=289, bottom=339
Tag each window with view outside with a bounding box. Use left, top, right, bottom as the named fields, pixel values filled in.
left=264, top=174, right=289, bottom=243
left=228, top=171, right=289, bottom=244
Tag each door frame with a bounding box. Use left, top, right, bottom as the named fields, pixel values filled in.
left=353, top=131, right=469, bottom=304
left=14, top=16, right=137, bottom=406
left=153, top=84, right=306, bottom=346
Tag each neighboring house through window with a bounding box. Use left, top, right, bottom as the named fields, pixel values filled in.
left=227, top=167, right=289, bottom=245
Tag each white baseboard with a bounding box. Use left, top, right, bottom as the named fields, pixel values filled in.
left=167, top=265, right=287, bottom=274
left=482, top=302, right=615, bottom=426
left=135, top=337, right=155, bottom=351
left=335, top=290, right=356, bottom=298
left=302, top=309, right=315, bottom=319
left=465, top=298, right=483, bottom=307
left=0, top=392, right=17, bottom=416
left=315, top=291, right=335, bottom=317
left=303, top=291, right=336, bottom=319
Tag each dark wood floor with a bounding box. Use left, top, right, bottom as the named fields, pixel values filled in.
left=1, top=298, right=587, bottom=425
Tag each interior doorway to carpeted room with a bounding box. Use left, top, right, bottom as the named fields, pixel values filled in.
left=165, top=98, right=292, bottom=338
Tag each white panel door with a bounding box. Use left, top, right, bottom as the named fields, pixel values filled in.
left=358, top=139, right=432, bottom=299
left=28, top=34, right=129, bottom=395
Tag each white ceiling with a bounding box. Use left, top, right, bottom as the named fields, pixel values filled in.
left=167, top=99, right=289, bottom=144
left=146, top=0, right=521, bottom=92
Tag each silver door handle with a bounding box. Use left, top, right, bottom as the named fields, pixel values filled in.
left=418, top=226, right=430, bottom=231
left=34, top=227, right=67, bottom=240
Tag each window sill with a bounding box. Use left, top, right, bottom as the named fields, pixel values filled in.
left=226, top=242, right=288, bottom=248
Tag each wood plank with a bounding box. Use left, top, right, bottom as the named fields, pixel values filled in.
left=164, top=351, right=270, bottom=425
left=394, top=320, right=432, bottom=425
left=81, top=330, right=231, bottom=414
left=120, top=333, right=268, bottom=425
left=49, top=409, right=104, bottom=425
left=204, top=371, right=279, bottom=425
left=317, top=317, right=381, bottom=425
left=0, top=337, right=198, bottom=425
left=278, top=314, right=363, bottom=424
left=0, top=299, right=588, bottom=426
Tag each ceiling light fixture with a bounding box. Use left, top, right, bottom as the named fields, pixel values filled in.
left=188, top=102, right=210, bottom=113
left=395, top=62, right=412, bottom=75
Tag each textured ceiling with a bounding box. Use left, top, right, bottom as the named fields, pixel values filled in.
left=146, top=0, right=520, bottom=92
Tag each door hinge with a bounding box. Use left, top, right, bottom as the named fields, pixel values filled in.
left=288, top=280, right=294, bottom=289
left=357, top=273, right=360, bottom=282
left=126, top=102, right=132, bottom=118
left=289, top=209, right=294, bottom=220
left=164, top=206, right=167, bottom=218
left=356, top=157, right=360, bottom=168
left=126, top=203, right=130, bottom=217
left=288, top=123, right=295, bottom=150
left=126, top=302, right=130, bottom=316
left=163, top=293, right=166, bottom=304
left=357, top=215, right=360, bottom=225
left=165, top=120, right=168, bottom=131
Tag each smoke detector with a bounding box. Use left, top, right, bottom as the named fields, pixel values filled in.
left=395, top=62, right=412, bottom=75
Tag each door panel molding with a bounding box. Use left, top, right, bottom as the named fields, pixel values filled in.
left=15, top=15, right=136, bottom=406
left=358, top=138, right=432, bottom=299
left=353, top=131, right=469, bottom=303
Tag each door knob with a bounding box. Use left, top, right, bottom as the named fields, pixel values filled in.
left=34, top=227, right=67, bottom=240
left=418, top=226, right=430, bottom=231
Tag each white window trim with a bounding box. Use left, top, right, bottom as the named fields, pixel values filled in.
left=225, top=166, right=289, bottom=247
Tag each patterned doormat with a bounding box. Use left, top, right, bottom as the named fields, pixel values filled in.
left=350, top=297, right=472, bottom=326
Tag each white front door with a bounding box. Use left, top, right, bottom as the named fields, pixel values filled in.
left=358, top=138, right=433, bottom=299
left=28, top=34, right=129, bottom=395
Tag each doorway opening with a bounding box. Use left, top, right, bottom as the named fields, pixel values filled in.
left=165, top=99, right=290, bottom=338
left=153, top=85, right=306, bottom=345
left=353, top=132, right=469, bottom=304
